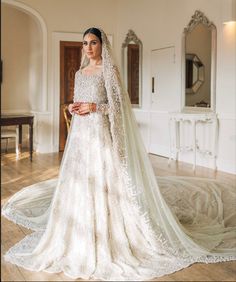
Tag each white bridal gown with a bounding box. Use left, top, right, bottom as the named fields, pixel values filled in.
left=3, top=69, right=236, bottom=281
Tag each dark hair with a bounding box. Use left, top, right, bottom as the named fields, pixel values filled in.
left=83, top=27, right=102, bottom=43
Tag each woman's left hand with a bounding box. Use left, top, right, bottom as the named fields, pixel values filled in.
left=75, top=102, right=96, bottom=115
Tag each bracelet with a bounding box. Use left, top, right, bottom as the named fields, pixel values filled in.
left=89, top=103, right=93, bottom=113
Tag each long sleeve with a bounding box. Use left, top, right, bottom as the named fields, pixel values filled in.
left=96, top=103, right=109, bottom=115
left=104, top=65, right=126, bottom=160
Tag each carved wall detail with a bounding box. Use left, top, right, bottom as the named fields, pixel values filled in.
left=184, top=10, right=216, bottom=33
left=122, top=29, right=142, bottom=48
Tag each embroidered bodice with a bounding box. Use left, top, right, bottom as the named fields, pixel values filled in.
left=73, top=70, right=109, bottom=115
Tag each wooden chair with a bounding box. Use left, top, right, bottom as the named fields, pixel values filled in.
left=1, top=126, right=19, bottom=156
left=63, top=104, right=72, bottom=133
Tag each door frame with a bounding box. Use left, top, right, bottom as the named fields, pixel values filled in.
left=52, top=32, right=84, bottom=152
left=52, top=32, right=113, bottom=152
left=59, top=40, right=83, bottom=151
left=149, top=46, right=177, bottom=156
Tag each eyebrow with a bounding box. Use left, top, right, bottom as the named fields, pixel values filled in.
left=83, top=39, right=98, bottom=43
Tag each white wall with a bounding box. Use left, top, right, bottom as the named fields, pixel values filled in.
left=2, top=0, right=235, bottom=173
left=115, top=0, right=236, bottom=173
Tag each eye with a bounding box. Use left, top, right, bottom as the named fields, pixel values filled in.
left=83, top=41, right=87, bottom=46
left=91, top=41, right=97, bottom=45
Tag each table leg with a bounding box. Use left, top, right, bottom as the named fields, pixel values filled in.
left=5, top=138, right=8, bottom=153
left=18, top=125, right=22, bottom=154
left=29, top=123, right=33, bottom=161
left=212, top=118, right=218, bottom=171
left=16, top=126, right=19, bottom=157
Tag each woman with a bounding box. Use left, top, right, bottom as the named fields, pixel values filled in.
left=2, top=27, right=236, bottom=281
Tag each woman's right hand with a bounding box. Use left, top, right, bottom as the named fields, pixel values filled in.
left=68, top=104, right=74, bottom=114
left=68, top=102, right=81, bottom=114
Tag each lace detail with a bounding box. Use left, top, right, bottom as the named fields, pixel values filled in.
left=73, top=70, right=110, bottom=115
left=2, top=28, right=236, bottom=281
left=73, top=70, right=107, bottom=104
left=97, top=103, right=109, bottom=115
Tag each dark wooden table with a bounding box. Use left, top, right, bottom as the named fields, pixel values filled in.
left=1, top=114, right=34, bottom=161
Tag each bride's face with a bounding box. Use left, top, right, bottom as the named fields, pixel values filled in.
left=83, top=33, right=102, bottom=61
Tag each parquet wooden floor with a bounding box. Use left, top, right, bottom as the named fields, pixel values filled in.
left=1, top=150, right=236, bottom=281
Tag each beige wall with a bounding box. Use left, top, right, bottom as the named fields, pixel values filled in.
left=29, top=16, right=43, bottom=111
left=2, top=5, right=31, bottom=111
left=2, top=4, right=42, bottom=111
left=18, top=0, right=118, bottom=153
left=1, top=0, right=117, bottom=151
left=1, top=4, right=43, bottom=149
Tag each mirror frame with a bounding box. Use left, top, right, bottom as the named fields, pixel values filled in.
left=181, top=10, right=217, bottom=112
left=122, top=29, right=142, bottom=108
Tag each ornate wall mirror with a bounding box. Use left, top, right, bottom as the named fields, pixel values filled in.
left=122, top=30, right=142, bottom=107
left=182, top=10, right=216, bottom=111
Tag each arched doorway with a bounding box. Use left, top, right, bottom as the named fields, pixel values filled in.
left=2, top=0, right=52, bottom=153
left=2, top=0, right=48, bottom=111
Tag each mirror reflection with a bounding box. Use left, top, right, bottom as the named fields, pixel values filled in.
left=183, top=10, right=216, bottom=110
left=122, top=30, right=142, bottom=107
left=186, top=53, right=204, bottom=94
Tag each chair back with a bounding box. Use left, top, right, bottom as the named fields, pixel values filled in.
left=63, top=104, right=72, bottom=133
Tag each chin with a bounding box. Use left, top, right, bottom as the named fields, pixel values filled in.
left=87, top=54, right=94, bottom=59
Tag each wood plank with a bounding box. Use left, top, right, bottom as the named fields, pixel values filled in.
left=1, top=151, right=236, bottom=281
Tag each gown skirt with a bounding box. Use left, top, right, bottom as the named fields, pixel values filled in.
left=3, top=76, right=236, bottom=281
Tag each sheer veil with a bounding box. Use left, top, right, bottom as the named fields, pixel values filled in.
left=2, top=28, right=236, bottom=271
left=96, top=28, right=236, bottom=260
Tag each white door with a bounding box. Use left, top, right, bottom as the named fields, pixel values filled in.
left=149, top=47, right=177, bottom=156
left=151, top=46, right=177, bottom=110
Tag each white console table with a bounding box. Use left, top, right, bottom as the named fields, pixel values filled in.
left=168, top=112, right=218, bottom=170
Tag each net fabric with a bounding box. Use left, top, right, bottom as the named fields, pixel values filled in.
left=2, top=28, right=236, bottom=281
left=98, top=28, right=236, bottom=259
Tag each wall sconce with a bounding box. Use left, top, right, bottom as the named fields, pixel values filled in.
left=222, top=0, right=236, bottom=24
